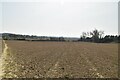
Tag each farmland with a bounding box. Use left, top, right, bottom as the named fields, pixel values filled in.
left=0, top=40, right=2, bottom=55
left=1, top=40, right=118, bottom=78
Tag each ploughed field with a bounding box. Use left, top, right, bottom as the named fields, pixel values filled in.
left=5, top=40, right=118, bottom=78
left=0, top=40, right=2, bottom=55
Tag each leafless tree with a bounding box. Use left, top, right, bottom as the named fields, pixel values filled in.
left=90, top=29, right=104, bottom=42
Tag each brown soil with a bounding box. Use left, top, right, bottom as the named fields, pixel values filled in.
left=5, top=40, right=118, bottom=78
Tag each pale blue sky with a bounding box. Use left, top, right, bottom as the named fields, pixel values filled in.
left=1, top=0, right=119, bottom=37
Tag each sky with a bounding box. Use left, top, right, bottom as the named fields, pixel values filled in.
left=0, top=0, right=119, bottom=37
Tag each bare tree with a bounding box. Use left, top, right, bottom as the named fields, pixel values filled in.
left=90, top=29, right=104, bottom=42
left=81, top=32, right=87, bottom=39
left=99, top=30, right=104, bottom=39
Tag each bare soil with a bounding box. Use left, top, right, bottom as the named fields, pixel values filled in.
left=0, top=40, right=3, bottom=55
left=4, top=40, right=118, bottom=78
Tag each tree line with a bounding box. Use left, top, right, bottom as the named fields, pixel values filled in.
left=2, top=29, right=120, bottom=43
left=2, top=33, right=65, bottom=41
left=79, top=29, right=120, bottom=43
